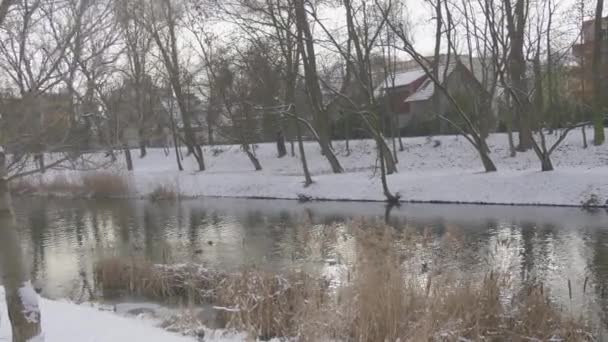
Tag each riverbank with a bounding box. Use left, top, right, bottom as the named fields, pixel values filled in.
left=15, top=131, right=608, bottom=207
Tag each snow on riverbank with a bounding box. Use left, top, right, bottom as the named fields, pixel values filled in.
left=0, top=288, right=257, bottom=341
left=0, top=288, right=196, bottom=341
left=27, top=130, right=608, bottom=206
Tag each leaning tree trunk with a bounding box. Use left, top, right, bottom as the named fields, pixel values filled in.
left=0, top=151, right=43, bottom=342
left=377, top=136, right=399, bottom=204
left=379, top=137, right=397, bottom=175
left=243, top=144, right=263, bottom=171
left=123, top=143, right=133, bottom=171
left=359, top=113, right=397, bottom=174
left=475, top=138, right=497, bottom=172
left=294, top=113, right=313, bottom=187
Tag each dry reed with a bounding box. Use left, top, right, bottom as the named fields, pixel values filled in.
left=81, top=172, right=130, bottom=198
left=148, top=184, right=178, bottom=201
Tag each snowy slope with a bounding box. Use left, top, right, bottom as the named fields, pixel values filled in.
left=26, top=130, right=608, bottom=206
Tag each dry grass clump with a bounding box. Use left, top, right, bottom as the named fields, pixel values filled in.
left=11, top=175, right=83, bottom=196
left=81, top=172, right=129, bottom=198
left=304, top=223, right=593, bottom=342
left=11, top=172, right=129, bottom=198
left=215, top=270, right=327, bottom=340
left=148, top=184, right=178, bottom=201
left=44, top=175, right=83, bottom=194
left=94, top=257, right=224, bottom=303
left=10, top=178, right=38, bottom=195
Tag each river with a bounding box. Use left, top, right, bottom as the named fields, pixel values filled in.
left=12, top=196, right=608, bottom=321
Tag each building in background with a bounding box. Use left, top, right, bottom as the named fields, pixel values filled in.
left=376, top=60, right=493, bottom=136
left=572, top=16, right=608, bottom=102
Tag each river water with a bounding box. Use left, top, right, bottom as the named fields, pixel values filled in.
left=11, top=196, right=608, bottom=320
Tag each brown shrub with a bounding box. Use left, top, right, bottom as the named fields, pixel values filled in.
left=215, top=270, right=327, bottom=340
left=148, top=184, right=178, bottom=201
left=94, top=257, right=224, bottom=304
left=10, top=178, right=38, bottom=195
left=45, top=175, right=82, bottom=194
left=11, top=175, right=82, bottom=196
left=81, top=172, right=129, bottom=198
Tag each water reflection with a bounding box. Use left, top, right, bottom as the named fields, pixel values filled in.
left=11, top=197, right=608, bottom=320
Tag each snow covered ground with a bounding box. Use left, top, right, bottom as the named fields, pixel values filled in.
left=27, top=130, right=608, bottom=207
left=0, top=288, right=259, bottom=341
left=0, top=288, right=196, bottom=341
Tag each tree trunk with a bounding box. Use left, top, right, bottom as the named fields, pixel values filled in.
left=344, top=112, right=351, bottom=156
left=505, top=0, right=533, bottom=151
left=593, top=0, right=606, bottom=145
left=541, top=154, right=554, bottom=172
left=294, top=113, right=313, bottom=187
left=0, top=151, right=43, bottom=342
left=123, top=144, right=133, bottom=171
left=398, top=130, right=405, bottom=151
left=207, top=125, right=214, bottom=145
left=360, top=113, right=397, bottom=175
left=380, top=137, right=397, bottom=175
left=243, top=144, right=262, bottom=171
left=507, top=116, right=517, bottom=157
left=170, top=116, right=183, bottom=171
left=378, top=135, right=399, bottom=204
left=276, top=131, right=287, bottom=158
left=582, top=125, right=588, bottom=148
left=194, top=144, right=205, bottom=171
left=478, top=142, right=498, bottom=172
left=390, top=115, right=398, bottom=163
left=37, top=153, right=45, bottom=174
left=138, top=128, right=147, bottom=158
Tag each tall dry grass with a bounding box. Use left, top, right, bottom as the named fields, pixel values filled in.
left=94, top=257, right=222, bottom=303
left=215, top=270, right=327, bottom=340
left=148, top=184, right=179, bottom=201
left=81, top=172, right=130, bottom=198
left=94, top=222, right=595, bottom=341
left=11, top=172, right=130, bottom=198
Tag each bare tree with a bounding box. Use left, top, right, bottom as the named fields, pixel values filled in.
left=197, top=37, right=264, bottom=171
left=384, top=0, right=498, bottom=172
left=115, top=0, right=155, bottom=157
left=0, top=2, right=43, bottom=339
left=309, top=0, right=398, bottom=175
left=293, top=0, right=343, bottom=174
left=139, top=0, right=205, bottom=171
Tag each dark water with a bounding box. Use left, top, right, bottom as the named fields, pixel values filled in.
left=12, top=196, right=608, bottom=318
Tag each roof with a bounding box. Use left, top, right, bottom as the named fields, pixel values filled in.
left=404, top=63, right=456, bottom=103
left=375, top=69, right=426, bottom=96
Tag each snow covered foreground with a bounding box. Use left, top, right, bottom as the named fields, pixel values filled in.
left=0, top=288, right=199, bottom=341
left=33, top=131, right=608, bottom=206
